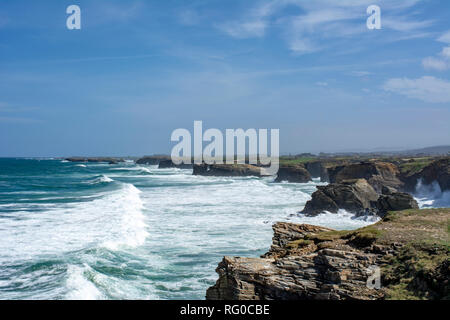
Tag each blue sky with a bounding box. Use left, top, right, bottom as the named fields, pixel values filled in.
left=0, top=0, right=449, bottom=157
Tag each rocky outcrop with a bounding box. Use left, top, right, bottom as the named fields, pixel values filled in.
left=135, top=156, right=171, bottom=165
left=206, top=209, right=450, bottom=300
left=375, top=187, right=419, bottom=217
left=304, top=161, right=323, bottom=178
left=65, top=157, right=124, bottom=164
left=401, top=158, right=450, bottom=192
left=328, top=162, right=403, bottom=193
left=376, top=193, right=419, bottom=217
left=302, top=179, right=418, bottom=217
left=302, top=179, right=379, bottom=216
left=193, top=163, right=264, bottom=177
left=262, top=223, right=334, bottom=259
left=275, top=166, right=312, bottom=183
left=158, top=160, right=193, bottom=169
left=305, top=160, right=350, bottom=183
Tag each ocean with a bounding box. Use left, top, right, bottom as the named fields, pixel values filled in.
left=1, top=158, right=436, bottom=300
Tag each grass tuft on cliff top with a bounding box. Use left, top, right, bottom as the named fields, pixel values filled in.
left=398, top=157, right=434, bottom=176
left=306, top=208, right=449, bottom=299
left=376, top=209, right=449, bottom=299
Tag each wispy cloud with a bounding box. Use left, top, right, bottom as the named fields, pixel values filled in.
left=422, top=31, right=450, bottom=71
left=437, top=30, right=450, bottom=43
left=0, top=102, right=40, bottom=123
left=88, top=1, right=144, bottom=26
left=217, top=0, right=432, bottom=54
left=382, top=18, right=434, bottom=32
left=383, top=76, right=450, bottom=103
left=0, top=116, right=41, bottom=124
left=422, top=55, right=450, bottom=71
left=178, top=9, right=201, bottom=26
left=351, top=71, right=371, bottom=77
left=219, top=20, right=267, bottom=38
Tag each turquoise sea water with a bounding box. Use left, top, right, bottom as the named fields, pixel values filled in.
left=0, top=158, right=387, bottom=299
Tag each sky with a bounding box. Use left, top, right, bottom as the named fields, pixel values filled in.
left=0, top=0, right=449, bottom=157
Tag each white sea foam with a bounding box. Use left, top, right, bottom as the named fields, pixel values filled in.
left=65, top=265, right=104, bottom=300
left=110, top=166, right=152, bottom=174
left=75, top=164, right=87, bottom=168
left=102, top=184, right=149, bottom=250
left=0, top=183, right=148, bottom=261
left=414, top=179, right=450, bottom=208
left=0, top=163, right=400, bottom=300
left=84, top=175, right=114, bottom=184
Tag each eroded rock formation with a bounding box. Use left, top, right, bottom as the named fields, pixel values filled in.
left=301, top=178, right=418, bottom=217
left=328, top=161, right=403, bottom=193
left=275, top=165, right=312, bottom=183
left=158, top=159, right=193, bottom=169
left=135, top=156, right=171, bottom=165
left=302, top=179, right=379, bottom=216
left=401, top=158, right=450, bottom=193
left=206, top=209, right=450, bottom=300
left=193, top=163, right=264, bottom=177
left=65, top=157, right=124, bottom=164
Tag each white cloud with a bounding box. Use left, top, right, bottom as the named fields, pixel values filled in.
left=383, top=76, right=450, bottom=103
left=442, top=46, right=450, bottom=58
left=422, top=44, right=450, bottom=72
left=218, top=0, right=431, bottom=53
left=178, top=9, right=200, bottom=26
left=219, top=20, right=267, bottom=38
left=289, top=38, right=318, bottom=54
left=382, top=18, right=434, bottom=32
left=422, top=57, right=449, bottom=71
left=351, top=71, right=371, bottom=77
left=437, top=30, right=450, bottom=43
left=316, top=81, right=328, bottom=86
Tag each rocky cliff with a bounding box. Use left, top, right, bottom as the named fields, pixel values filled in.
left=158, top=159, right=193, bottom=169
left=301, top=179, right=418, bottom=217
left=206, top=209, right=450, bottom=300
left=328, top=161, right=403, bottom=193
left=275, top=165, right=312, bottom=183
left=193, top=163, right=264, bottom=177
left=135, top=155, right=171, bottom=165
left=400, top=158, right=450, bottom=193
left=65, top=157, right=124, bottom=164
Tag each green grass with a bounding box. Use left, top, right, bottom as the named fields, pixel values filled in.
left=381, top=242, right=450, bottom=300
left=286, top=239, right=313, bottom=249
left=398, top=158, right=433, bottom=176
left=303, top=226, right=383, bottom=247
left=279, top=157, right=317, bottom=166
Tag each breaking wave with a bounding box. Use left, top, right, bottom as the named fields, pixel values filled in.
left=414, top=179, right=450, bottom=208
